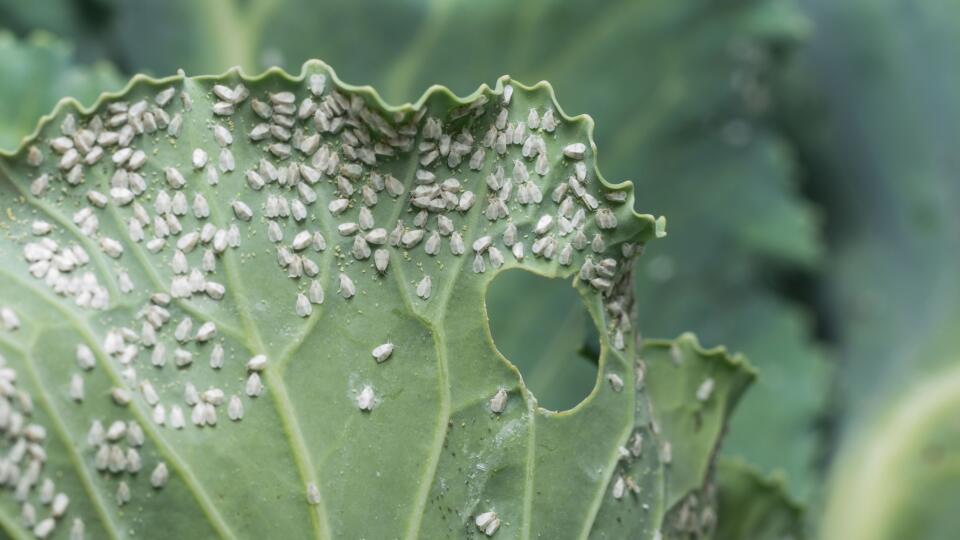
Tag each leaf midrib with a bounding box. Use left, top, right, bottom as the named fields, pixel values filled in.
left=180, top=78, right=332, bottom=540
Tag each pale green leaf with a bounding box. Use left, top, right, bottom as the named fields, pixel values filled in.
left=586, top=334, right=756, bottom=540
left=0, top=60, right=690, bottom=539
left=643, top=334, right=755, bottom=512
left=1, top=0, right=828, bottom=506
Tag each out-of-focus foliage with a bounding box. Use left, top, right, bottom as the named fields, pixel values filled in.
left=486, top=270, right=598, bottom=412
left=714, top=458, right=804, bottom=540
left=779, top=0, right=960, bottom=537
left=0, top=31, right=121, bottom=151
left=1, top=0, right=828, bottom=507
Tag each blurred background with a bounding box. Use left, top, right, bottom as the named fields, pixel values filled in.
left=2, top=1, right=959, bottom=538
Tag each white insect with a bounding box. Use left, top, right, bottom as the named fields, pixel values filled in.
left=338, top=273, right=356, bottom=299
left=111, top=387, right=131, bottom=406
left=69, top=374, right=84, bottom=402
left=612, top=475, right=626, bottom=500
left=696, top=378, right=715, bottom=402
left=563, top=142, right=587, bottom=159
left=33, top=518, right=55, bottom=539
left=374, top=248, right=390, bottom=273
left=416, top=276, right=432, bottom=300
left=489, top=389, right=508, bottom=414
left=191, top=402, right=205, bottom=426
left=356, top=385, right=376, bottom=411
left=296, top=293, right=313, bottom=318
left=246, top=373, right=264, bottom=397
left=488, top=247, right=504, bottom=269
left=307, top=483, right=322, bottom=505
left=213, top=124, right=233, bottom=146
left=70, top=519, right=85, bottom=540
left=228, top=395, right=244, bottom=421
left=184, top=383, right=199, bottom=405
left=472, top=235, right=492, bottom=253
left=232, top=200, right=254, bottom=221
left=170, top=405, right=186, bottom=429
left=534, top=215, right=554, bottom=235
left=596, top=208, right=618, bottom=230
left=371, top=343, right=394, bottom=363
left=607, top=373, right=624, bottom=393
left=140, top=381, right=160, bottom=406
left=116, top=481, right=131, bottom=506
left=192, top=148, right=208, bottom=169
left=247, top=354, right=268, bottom=371
left=202, top=388, right=225, bottom=406
left=151, top=462, right=169, bottom=488
left=472, top=254, right=486, bottom=274
left=305, top=280, right=324, bottom=305
left=174, top=348, right=193, bottom=368
left=153, top=404, right=166, bottom=425
left=50, top=493, right=70, bottom=518
left=475, top=511, right=501, bottom=536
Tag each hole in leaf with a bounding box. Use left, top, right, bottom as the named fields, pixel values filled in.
left=486, top=269, right=600, bottom=411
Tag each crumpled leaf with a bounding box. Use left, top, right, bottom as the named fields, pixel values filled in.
left=0, top=30, right=121, bottom=151
left=714, top=458, right=805, bottom=540
left=0, top=59, right=700, bottom=538
left=780, top=0, right=960, bottom=537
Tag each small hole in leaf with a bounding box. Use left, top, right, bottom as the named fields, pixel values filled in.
left=486, top=269, right=600, bottom=411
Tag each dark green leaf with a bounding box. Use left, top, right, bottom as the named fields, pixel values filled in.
left=714, top=458, right=805, bottom=540
left=0, top=31, right=121, bottom=151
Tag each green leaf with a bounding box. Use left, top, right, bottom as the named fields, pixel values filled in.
left=2, top=0, right=828, bottom=504
left=0, top=59, right=691, bottom=538
left=0, top=31, right=122, bottom=152
left=587, top=334, right=756, bottom=540
left=714, top=458, right=805, bottom=540
left=781, top=1, right=960, bottom=536
left=643, top=334, right=755, bottom=512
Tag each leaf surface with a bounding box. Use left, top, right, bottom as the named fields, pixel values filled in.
left=0, top=0, right=828, bottom=504
left=0, top=59, right=699, bottom=539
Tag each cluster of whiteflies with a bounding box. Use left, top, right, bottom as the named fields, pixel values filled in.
left=0, top=309, right=81, bottom=539
left=5, top=60, right=649, bottom=537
